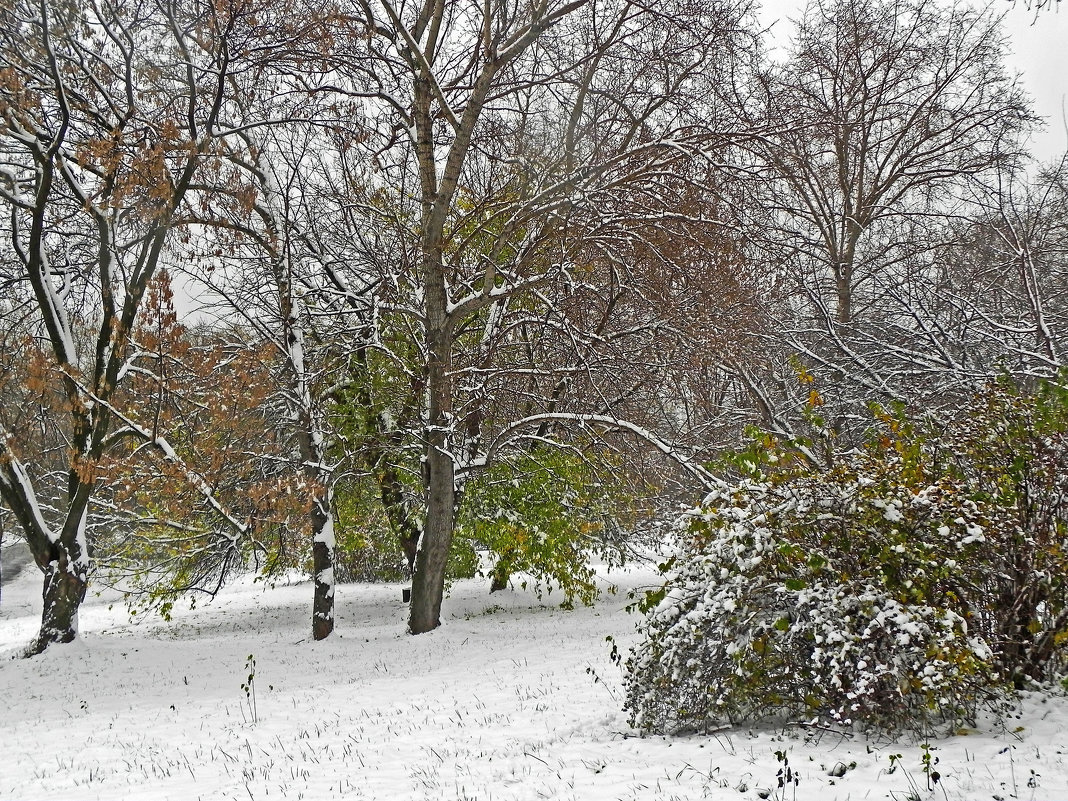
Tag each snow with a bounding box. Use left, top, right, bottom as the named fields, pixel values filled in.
left=2, top=562, right=1067, bottom=800
left=315, top=513, right=336, bottom=548
left=0, top=435, right=60, bottom=545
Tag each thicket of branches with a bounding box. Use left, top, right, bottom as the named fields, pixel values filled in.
left=2, top=0, right=1067, bottom=707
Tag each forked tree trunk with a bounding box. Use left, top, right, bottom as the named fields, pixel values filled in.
left=29, top=559, right=87, bottom=656
left=16, top=467, right=93, bottom=656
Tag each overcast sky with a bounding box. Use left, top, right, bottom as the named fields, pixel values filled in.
left=755, top=0, right=1068, bottom=162
left=1001, top=3, right=1068, bottom=160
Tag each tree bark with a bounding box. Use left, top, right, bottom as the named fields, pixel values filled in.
left=489, top=560, right=510, bottom=593
left=408, top=441, right=455, bottom=633
left=408, top=238, right=454, bottom=633
left=311, top=494, right=335, bottom=641
left=376, top=465, right=422, bottom=573
left=29, top=557, right=87, bottom=656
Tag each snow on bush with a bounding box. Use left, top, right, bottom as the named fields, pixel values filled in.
left=625, top=381, right=1068, bottom=735
left=625, top=475, right=997, bottom=734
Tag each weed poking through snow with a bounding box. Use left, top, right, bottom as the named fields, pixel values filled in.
left=240, top=654, right=258, bottom=724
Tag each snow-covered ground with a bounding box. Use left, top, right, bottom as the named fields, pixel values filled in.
left=2, top=559, right=1066, bottom=801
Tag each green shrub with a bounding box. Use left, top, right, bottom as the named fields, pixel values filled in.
left=624, top=378, right=1068, bottom=734
left=332, top=477, right=410, bottom=582
left=457, top=448, right=630, bottom=607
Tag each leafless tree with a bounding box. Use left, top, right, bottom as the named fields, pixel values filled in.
left=734, top=0, right=1034, bottom=443
left=934, top=157, right=1068, bottom=378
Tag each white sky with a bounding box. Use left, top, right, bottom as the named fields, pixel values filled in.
left=1001, top=2, right=1068, bottom=159
left=755, top=0, right=1068, bottom=162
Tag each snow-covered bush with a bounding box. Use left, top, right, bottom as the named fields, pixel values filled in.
left=626, top=474, right=999, bottom=734
left=625, top=380, right=1068, bottom=734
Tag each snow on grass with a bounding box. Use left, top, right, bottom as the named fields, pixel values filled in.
left=2, top=561, right=1067, bottom=800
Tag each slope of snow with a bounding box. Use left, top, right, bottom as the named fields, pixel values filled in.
left=1, top=561, right=1066, bottom=800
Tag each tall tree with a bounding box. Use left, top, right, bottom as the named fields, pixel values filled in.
left=328, top=0, right=752, bottom=632
left=761, top=0, right=1030, bottom=324
left=736, top=0, right=1033, bottom=441
left=183, top=116, right=363, bottom=640
left=0, top=0, right=248, bottom=652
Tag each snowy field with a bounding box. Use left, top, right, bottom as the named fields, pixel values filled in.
left=2, top=552, right=1066, bottom=801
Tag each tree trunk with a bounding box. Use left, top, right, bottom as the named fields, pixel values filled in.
left=489, top=560, right=510, bottom=593
left=833, top=224, right=862, bottom=325
left=375, top=463, right=422, bottom=574
left=833, top=259, right=853, bottom=325
left=408, top=435, right=455, bottom=633
left=29, top=558, right=87, bottom=656
left=400, top=532, right=419, bottom=576
left=408, top=239, right=454, bottom=633
left=311, top=495, right=335, bottom=641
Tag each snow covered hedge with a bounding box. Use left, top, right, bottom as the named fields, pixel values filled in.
left=624, top=380, right=1068, bottom=735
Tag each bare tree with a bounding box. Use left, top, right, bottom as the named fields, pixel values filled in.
left=761, top=0, right=1030, bottom=323
left=734, top=0, right=1034, bottom=441
left=935, top=157, right=1068, bottom=377
left=182, top=112, right=369, bottom=640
